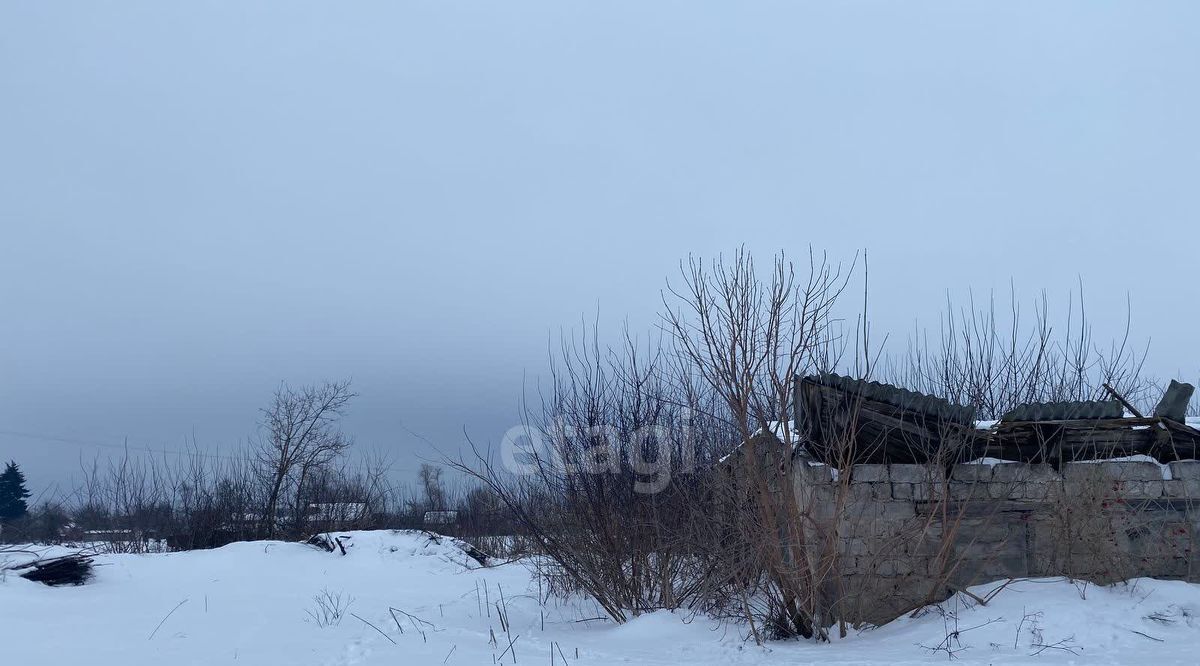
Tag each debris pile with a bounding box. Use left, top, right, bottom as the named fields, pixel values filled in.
left=3, top=553, right=95, bottom=586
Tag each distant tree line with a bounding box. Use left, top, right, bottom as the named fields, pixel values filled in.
left=0, top=382, right=509, bottom=550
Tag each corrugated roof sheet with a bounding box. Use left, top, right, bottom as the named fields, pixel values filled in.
left=999, top=400, right=1123, bottom=422
left=802, top=373, right=976, bottom=425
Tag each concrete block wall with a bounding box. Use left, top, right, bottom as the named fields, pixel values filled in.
left=794, top=460, right=1200, bottom=623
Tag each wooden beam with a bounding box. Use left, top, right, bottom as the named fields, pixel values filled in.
left=1103, top=382, right=1144, bottom=418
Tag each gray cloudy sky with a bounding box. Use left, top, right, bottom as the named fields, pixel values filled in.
left=2, top=2, right=1198, bottom=496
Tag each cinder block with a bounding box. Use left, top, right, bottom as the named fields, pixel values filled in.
left=951, top=481, right=987, bottom=500
left=1062, top=463, right=1111, bottom=497
left=848, top=482, right=881, bottom=504
left=876, top=501, right=916, bottom=520
left=987, top=481, right=1018, bottom=500
left=840, top=537, right=872, bottom=557
left=1062, top=462, right=1105, bottom=482
left=852, top=464, right=890, bottom=483
left=1019, top=480, right=1061, bottom=502
left=874, top=558, right=915, bottom=577
left=1031, top=464, right=1062, bottom=482
left=1143, top=557, right=1189, bottom=578
left=1170, top=461, right=1200, bottom=480
left=912, top=481, right=932, bottom=501
left=875, top=482, right=898, bottom=501
left=1170, top=462, right=1200, bottom=498
left=953, top=554, right=1027, bottom=582
left=794, top=463, right=831, bottom=486
left=1099, top=461, right=1166, bottom=482
left=951, top=464, right=995, bottom=483
left=890, top=464, right=931, bottom=484
left=1123, top=480, right=1166, bottom=499
left=812, top=484, right=839, bottom=505
left=955, top=537, right=1022, bottom=560
left=989, top=463, right=1027, bottom=483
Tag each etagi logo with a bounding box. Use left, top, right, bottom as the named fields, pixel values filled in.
left=499, top=420, right=697, bottom=494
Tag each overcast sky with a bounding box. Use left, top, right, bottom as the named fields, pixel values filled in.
left=2, top=2, right=1198, bottom=497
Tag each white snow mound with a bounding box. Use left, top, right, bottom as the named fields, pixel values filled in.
left=6, top=531, right=1200, bottom=664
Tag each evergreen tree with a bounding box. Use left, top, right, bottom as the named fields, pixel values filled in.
left=0, top=460, right=31, bottom=521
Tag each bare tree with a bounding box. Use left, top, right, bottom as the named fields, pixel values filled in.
left=417, top=463, right=448, bottom=512
left=255, top=380, right=356, bottom=538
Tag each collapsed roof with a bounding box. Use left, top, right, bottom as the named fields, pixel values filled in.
left=794, top=373, right=1200, bottom=467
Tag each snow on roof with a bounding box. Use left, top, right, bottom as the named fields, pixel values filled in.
left=716, top=421, right=801, bottom=463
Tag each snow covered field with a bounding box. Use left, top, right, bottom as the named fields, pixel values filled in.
left=4, top=530, right=1200, bottom=665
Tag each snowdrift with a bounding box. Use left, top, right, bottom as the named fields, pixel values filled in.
left=4, top=530, right=1200, bottom=664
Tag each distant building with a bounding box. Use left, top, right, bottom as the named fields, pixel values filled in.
left=306, top=502, right=369, bottom=531
left=422, top=510, right=459, bottom=527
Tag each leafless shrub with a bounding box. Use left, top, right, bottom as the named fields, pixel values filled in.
left=451, top=319, right=723, bottom=623
left=887, top=286, right=1151, bottom=419
left=917, top=597, right=1004, bottom=661
left=661, top=249, right=856, bottom=641
left=306, top=588, right=354, bottom=627
left=62, top=446, right=263, bottom=551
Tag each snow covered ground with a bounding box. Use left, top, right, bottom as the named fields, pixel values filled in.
left=4, top=530, right=1200, bottom=664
